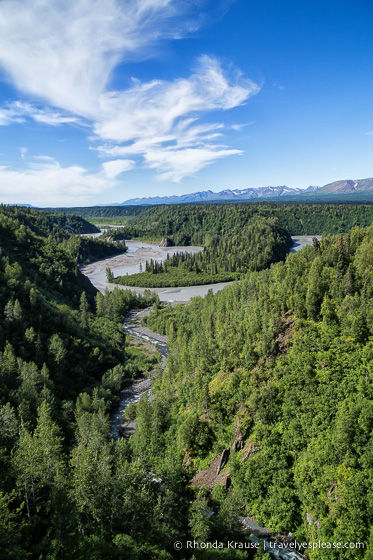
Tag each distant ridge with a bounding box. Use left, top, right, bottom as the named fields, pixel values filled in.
left=314, top=177, right=373, bottom=195
left=121, top=185, right=319, bottom=205
left=119, top=177, right=373, bottom=205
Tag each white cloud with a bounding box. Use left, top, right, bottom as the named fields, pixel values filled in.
left=93, top=56, right=259, bottom=180
left=365, top=132, right=373, bottom=136
left=0, top=101, right=79, bottom=126
left=0, top=0, right=261, bottom=185
left=0, top=105, right=25, bottom=126
left=231, top=122, right=254, bottom=131
left=0, top=0, right=202, bottom=117
left=95, top=56, right=258, bottom=143
left=102, top=159, right=135, bottom=178
left=0, top=158, right=117, bottom=207
left=144, top=146, right=243, bottom=182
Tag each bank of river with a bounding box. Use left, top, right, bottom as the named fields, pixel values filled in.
left=80, top=238, right=230, bottom=302
left=290, top=235, right=321, bottom=253
left=81, top=234, right=319, bottom=304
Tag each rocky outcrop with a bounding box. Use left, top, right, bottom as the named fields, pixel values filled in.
left=232, top=434, right=244, bottom=451
left=190, top=451, right=231, bottom=490
left=159, top=237, right=171, bottom=247
left=217, top=448, right=230, bottom=474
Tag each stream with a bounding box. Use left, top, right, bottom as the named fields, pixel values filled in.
left=110, top=308, right=169, bottom=439
left=109, top=308, right=306, bottom=560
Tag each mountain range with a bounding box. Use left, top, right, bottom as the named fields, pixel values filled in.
left=120, top=177, right=373, bottom=205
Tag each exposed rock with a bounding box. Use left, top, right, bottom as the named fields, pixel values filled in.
left=306, top=511, right=321, bottom=531
left=190, top=453, right=230, bottom=491
left=233, top=434, right=244, bottom=451
left=217, top=448, right=230, bottom=474
left=119, top=419, right=137, bottom=438
left=327, top=481, right=340, bottom=503
left=159, top=237, right=171, bottom=247
left=275, top=313, right=296, bottom=352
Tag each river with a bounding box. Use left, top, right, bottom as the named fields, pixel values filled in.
left=87, top=231, right=312, bottom=558
left=110, top=308, right=169, bottom=439
left=81, top=233, right=319, bottom=304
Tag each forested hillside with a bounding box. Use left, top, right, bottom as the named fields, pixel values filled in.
left=1, top=206, right=127, bottom=265
left=52, top=205, right=146, bottom=225
left=5, top=205, right=373, bottom=558
left=54, top=202, right=373, bottom=237
left=0, top=207, right=257, bottom=559
left=111, top=202, right=373, bottom=242
left=3, top=205, right=99, bottom=237
left=137, top=226, right=373, bottom=558
left=113, top=217, right=292, bottom=287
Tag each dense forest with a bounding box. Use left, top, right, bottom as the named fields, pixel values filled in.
left=0, top=206, right=128, bottom=265
left=0, top=206, right=261, bottom=559
left=64, top=202, right=373, bottom=242
left=4, top=203, right=373, bottom=558
left=136, top=224, right=373, bottom=558
left=112, top=217, right=292, bottom=288
left=51, top=206, right=146, bottom=225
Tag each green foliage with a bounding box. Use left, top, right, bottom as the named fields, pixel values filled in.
left=52, top=205, right=145, bottom=222
left=133, top=224, right=373, bottom=558
left=113, top=216, right=292, bottom=287
left=0, top=206, right=184, bottom=558
left=115, top=201, right=373, bottom=241
left=61, top=235, right=127, bottom=264
left=6, top=203, right=373, bottom=558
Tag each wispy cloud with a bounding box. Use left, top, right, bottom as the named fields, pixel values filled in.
left=0, top=105, right=25, bottom=126
left=0, top=0, right=208, bottom=116
left=144, top=146, right=243, bottom=182
left=94, top=55, right=259, bottom=180
left=95, top=56, right=256, bottom=142
left=0, top=0, right=261, bottom=185
left=0, top=101, right=80, bottom=127
left=102, top=159, right=136, bottom=178
left=231, top=122, right=254, bottom=131
left=0, top=158, right=117, bottom=207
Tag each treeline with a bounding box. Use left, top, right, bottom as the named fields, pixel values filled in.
left=100, top=227, right=128, bottom=242
left=135, top=224, right=373, bottom=558
left=52, top=205, right=146, bottom=225
left=116, top=202, right=373, bottom=243
left=1, top=205, right=99, bottom=239
left=61, top=235, right=127, bottom=265
left=51, top=201, right=373, bottom=241
left=112, top=217, right=292, bottom=288
left=42, top=211, right=100, bottom=234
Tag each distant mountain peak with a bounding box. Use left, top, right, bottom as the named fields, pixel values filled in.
left=120, top=185, right=318, bottom=205
left=119, top=177, right=373, bottom=206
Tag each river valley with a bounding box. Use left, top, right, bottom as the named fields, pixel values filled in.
left=84, top=233, right=316, bottom=558
left=109, top=308, right=306, bottom=560
left=81, top=234, right=319, bottom=303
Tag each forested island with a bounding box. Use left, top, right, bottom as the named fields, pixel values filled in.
left=1, top=202, right=373, bottom=558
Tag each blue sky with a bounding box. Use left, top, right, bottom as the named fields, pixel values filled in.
left=0, top=0, right=372, bottom=207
